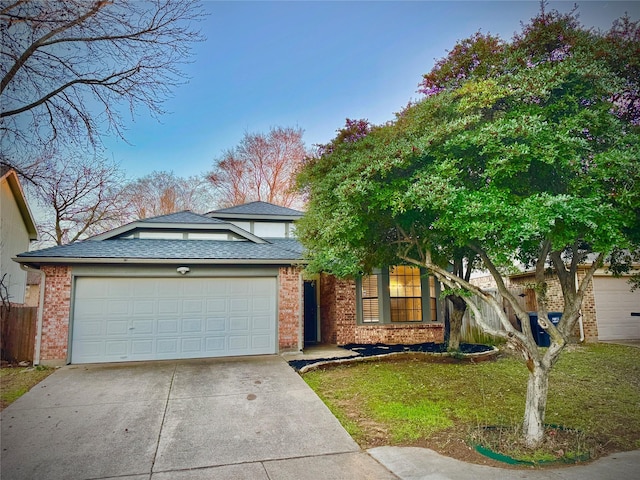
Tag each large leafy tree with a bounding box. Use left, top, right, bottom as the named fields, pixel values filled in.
left=297, top=7, right=640, bottom=448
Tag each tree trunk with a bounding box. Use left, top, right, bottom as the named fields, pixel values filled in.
left=523, top=363, right=550, bottom=447
left=446, top=295, right=467, bottom=352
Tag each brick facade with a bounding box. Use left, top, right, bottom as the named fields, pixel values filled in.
left=278, top=266, right=302, bottom=352
left=319, top=273, right=444, bottom=346
left=319, top=274, right=356, bottom=344
left=36, top=266, right=304, bottom=364
left=39, top=265, right=72, bottom=364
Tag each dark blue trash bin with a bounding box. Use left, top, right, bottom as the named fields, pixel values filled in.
left=528, top=312, right=562, bottom=347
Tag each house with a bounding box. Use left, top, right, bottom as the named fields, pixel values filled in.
left=1, top=167, right=38, bottom=305
left=508, top=267, right=640, bottom=342
left=14, top=201, right=446, bottom=365
left=471, top=266, right=640, bottom=342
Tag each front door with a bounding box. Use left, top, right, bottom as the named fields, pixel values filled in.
left=303, top=280, right=318, bottom=345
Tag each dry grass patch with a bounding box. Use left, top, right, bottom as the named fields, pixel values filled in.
left=0, top=366, right=54, bottom=411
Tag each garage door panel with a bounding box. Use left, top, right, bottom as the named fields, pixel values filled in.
left=132, top=319, right=154, bottom=334
left=106, top=320, right=128, bottom=335
left=206, top=318, right=226, bottom=331
left=184, top=299, right=204, bottom=313
left=105, top=341, right=127, bottom=357
left=229, top=317, right=249, bottom=331
left=182, top=318, right=203, bottom=333
left=594, top=277, right=640, bottom=340
left=158, top=319, right=179, bottom=334
left=72, top=277, right=277, bottom=363
left=205, top=337, right=225, bottom=352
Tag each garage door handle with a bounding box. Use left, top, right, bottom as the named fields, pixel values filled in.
left=632, top=312, right=640, bottom=317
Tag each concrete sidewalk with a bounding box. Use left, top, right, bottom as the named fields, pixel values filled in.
left=0, top=356, right=395, bottom=480
left=370, top=446, right=640, bottom=480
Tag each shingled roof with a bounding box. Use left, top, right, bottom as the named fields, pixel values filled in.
left=208, top=201, right=303, bottom=219
left=15, top=238, right=304, bottom=266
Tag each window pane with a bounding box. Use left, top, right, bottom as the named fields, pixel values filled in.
left=389, top=266, right=422, bottom=322
left=361, top=274, right=379, bottom=323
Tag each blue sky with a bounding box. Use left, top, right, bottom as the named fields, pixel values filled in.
left=103, top=1, right=639, bottom=180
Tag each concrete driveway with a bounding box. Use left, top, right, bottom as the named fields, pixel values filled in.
left=0, top=355, right=396, bottom=480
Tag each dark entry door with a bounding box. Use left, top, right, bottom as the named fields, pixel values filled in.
left=303, top=280, right=318, bottom=344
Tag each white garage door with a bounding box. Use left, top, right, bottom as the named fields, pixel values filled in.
left=71, top=277, right=277, bottom=364
left=593, top=276, right=640, bottom=341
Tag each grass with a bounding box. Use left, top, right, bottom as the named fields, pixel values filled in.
left=0, top=365, right=54, bottom=411
left=303, top=343, right=640, bottom=465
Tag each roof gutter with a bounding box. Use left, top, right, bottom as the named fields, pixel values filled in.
left=14, top=256, right=306, bottom=268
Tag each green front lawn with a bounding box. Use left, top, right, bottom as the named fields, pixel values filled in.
left=303, top=343, right=640, bottom=464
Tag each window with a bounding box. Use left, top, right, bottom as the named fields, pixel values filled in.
left=361, top=274, right=380, bottom=323
left=357, top=266, right=440, bottom=324
left=389, top=266, right=422, bottom=322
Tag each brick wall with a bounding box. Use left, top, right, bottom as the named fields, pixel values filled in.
left=278, top=266, right=302, bottom=352
left=319, top=274, right=444, bottom=345
left=354, top=323, right=444, bottom=344
left=40, top=265, right=72, bottom=364
left=319, top=274, right=356, bottom=344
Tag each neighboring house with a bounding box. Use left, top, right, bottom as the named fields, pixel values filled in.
left=13, top=201, right=446, bottom=365
left=472, top=267, right=640, bottom=342
left=1, top=167, right=38, bottom=305
left=508, top=268, right=640, bottom=342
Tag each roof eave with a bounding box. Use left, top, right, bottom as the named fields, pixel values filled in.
left=208, top=213, right=302, bottom=221
left=13, top=256, right=306, bottom=268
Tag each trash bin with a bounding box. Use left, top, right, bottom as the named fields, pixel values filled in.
left=528, top=312, right=562, bottom=347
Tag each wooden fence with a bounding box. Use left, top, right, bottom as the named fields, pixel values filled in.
left=460, top=287, right=536, bottom=343
left=0, top=306, right=37, bottom=363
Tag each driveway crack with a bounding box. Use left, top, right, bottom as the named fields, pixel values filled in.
left=150, top=362, right=177, bottom=474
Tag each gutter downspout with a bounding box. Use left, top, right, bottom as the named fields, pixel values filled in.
left=20, top=265, right=45, bottom=365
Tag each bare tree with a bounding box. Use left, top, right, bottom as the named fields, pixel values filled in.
left=209, top=126, right=307, bottom=208
left=123, top=170, right=215, bottom=219
left=0, top=0, right=204, bottom=175
left=31, top=157, right=128, bottom=245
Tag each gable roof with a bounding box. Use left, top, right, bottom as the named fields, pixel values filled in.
left=13, top=205, right=305, bottom=268
left=14, top=237, right=304, bottom=267
left=1, top=167, right=38, bottom=240
left=208, top=201, right=303, bottom=220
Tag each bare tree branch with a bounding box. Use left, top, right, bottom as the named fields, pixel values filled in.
left=1, top=0, right=205, bottom=174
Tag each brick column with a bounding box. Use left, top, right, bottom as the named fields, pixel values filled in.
left=39, top=265, right=72, bottom=364
left=278, top=266, right=302, bottom=352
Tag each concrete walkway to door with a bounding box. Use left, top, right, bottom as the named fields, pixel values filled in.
left=0, top=356, right=396, bottom=480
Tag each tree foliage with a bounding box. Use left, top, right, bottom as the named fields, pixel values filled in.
left=297, top=5, right=640, bottom=447
left=209, top=126, right=307, bottom=208
left=123, top=170, right=215, bottom=219
left=0, top=0, right=204, bottom=177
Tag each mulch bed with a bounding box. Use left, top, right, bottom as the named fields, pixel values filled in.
left=288, top=342, right=494, bottom=371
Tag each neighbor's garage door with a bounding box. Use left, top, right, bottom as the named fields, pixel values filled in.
left=592, top=276, right=640, bottom=341
left=71, top=277, right=277, bottom=364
